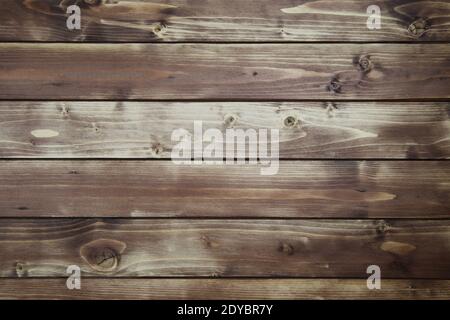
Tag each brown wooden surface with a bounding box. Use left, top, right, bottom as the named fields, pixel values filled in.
left=0, top=278, right=448, bottom=300
left=0, top=161, right=448, bottom=218
left=2, top=0, right=450, bottom=42
left=0, top=101, right=449, bottom=159
left=1, top=0, right=449, bottom=301
left=1, top=44, right=450, bottom=100
left=0, top=219, right=449, bottom=278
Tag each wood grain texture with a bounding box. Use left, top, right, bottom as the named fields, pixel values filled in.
left=0, top=278, right=448, bottom=300
left=2, top=0, right=450, bottom=42
left=2, top=0, right=449, bottom=301
left=0, top=101, right=449, bottom=159
left=0, top=161, right=449, bottom=218
left=0, top=219, right=449, bottom=278
left=1, top=44, right=450, bottom=100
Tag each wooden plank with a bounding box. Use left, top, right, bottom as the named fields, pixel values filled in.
left=0, top=219, right=449, bottom=278
left=0, top=161, right=449, bottom=218
left=2, top=1, right=450, bottom=42
left=1, top=44, right=450, bottom=100
left=1, top=101, right=449, bottom=159
left=0, top=278, right=448, bottom=300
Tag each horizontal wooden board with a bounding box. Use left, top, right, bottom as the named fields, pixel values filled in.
left=1, top=44, right=450, bottom=100
left=0, top=101, right=449, bottom=159
left=2, top=1, right=450, bottom=42
left=0, top=161, right=449, bottom=218
left=0, top=278, right=448, bottom=300
left=0, top=219, right=449, bottom=278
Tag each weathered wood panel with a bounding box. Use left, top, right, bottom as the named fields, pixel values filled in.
left=0, top=161, right=448, bottom=218
left=1, top=44, right=450, bottom=100
left=2, top=0, right=450, bottom=42
left=1, top=278, right=449, bottom=300
left=0, top=101, right=449, bottom=159
left=0, top=219, right=449, bottom=278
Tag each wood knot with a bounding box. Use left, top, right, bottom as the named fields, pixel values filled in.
left=327, top=77, right=342, bottom=94
left=200, top=235, right=218, bottom=248
left=92, top=123, right=100, bottom=133
left=324, top=102, right=338, bottom=117
left=59, top=104, right=70, bottom=117
left=375, top=220, right=391, bottom=236
left=408, top=18, right=429, bottom=38
left=150, top=143, right=164, bottom=157
left=153, top=22, right=168, bottom=38
left=80, top=239, right=126, bottom=273
left=224, top=114, right=238, bottom=128
left=15, top=262, right=27, bottom=277
left=278, top=242, right=294, bottom=256
left=283, top=115, right=298, bottom=128
left=357, top=55, right=372, bottom=73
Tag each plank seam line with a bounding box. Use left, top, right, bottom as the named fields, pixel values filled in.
left=1, top=99, right=450, bottom=103
left=0, top=217, right=449, bottom=221
left=0, top=159, right=449, bottom=161
left=2, top=41, right=450, bottom=45
left=1, top=277, right=449, bottom=280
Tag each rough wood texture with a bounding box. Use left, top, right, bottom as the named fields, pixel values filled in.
left=0, top=279, right=448, bottom=300
left=0, top=101, right=449, bottom=159
left=1, top=44, right=450, bottom=100
left=2, top=0, right=450, bottom=42
left=1, top=0, right=449, bottom=301
left=0, top=161, right=449, bottom=218
left=0, top=219, right=449, bottom=278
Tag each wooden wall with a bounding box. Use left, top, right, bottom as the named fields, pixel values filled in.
left=0, top=0, right=449, bottom=300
